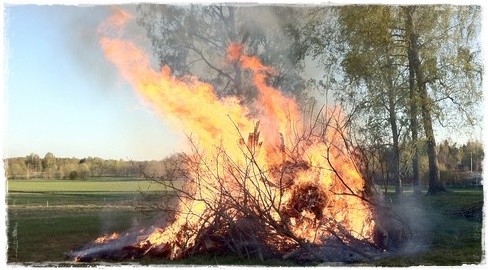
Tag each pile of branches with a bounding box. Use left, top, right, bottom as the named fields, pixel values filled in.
left=69, top=107, right=411, bottom=263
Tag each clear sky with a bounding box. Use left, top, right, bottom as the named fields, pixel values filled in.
left=3, top=5, right=181, bottom=161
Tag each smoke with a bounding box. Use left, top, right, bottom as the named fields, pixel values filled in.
left=68, top=227, right=149, bottom=262
left=62, top=5, right=150, bottom=94
left=389, top=194, right=433, bottom=256
left=61, top=6, right=118, bottom=92
left=237, top=6, right=310, bottom=96
left=134, top=4, right=312, bottom=103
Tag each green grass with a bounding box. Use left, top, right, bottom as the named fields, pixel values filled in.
left=7, top=208, right=137, bottom=262
left=6, top=179, right=484, bottom=266
left=8, top=192, right=140, bottom=207
left=374, top=189, right=483, bottom=266
left=6, top=178, right=169, bottom=263
left=137, top=254, right=302, bottom=266
left=7, top=179, right=168, bottom=193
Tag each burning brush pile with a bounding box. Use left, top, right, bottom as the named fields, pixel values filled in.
left=68, top=9, right=409, bottom=263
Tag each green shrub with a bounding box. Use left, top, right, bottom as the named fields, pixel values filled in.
left=68, top=171, right=79, bottom=180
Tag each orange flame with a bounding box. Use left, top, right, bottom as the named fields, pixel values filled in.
left=97, top=10, right=375, bottom=258
left=94, top=232, right=120, bottom=244
left=228, top=43, right=301, bottom=162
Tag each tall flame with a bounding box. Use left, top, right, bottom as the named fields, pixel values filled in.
left=96, top=9, right=375, bottom=259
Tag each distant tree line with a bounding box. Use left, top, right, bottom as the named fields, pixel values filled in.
left=3, top=152, right=183, bottom=180
left=4, top=138, right=481, bottom=187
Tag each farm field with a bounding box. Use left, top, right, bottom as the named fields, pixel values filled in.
left=6, top=178, right=169, bottom=263
left=5, top=178, right=484, bottom=266
left=7, top=178, right=168, bottom=193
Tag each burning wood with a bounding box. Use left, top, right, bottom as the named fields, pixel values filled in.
left=69, top=119, right=406, bottom=263
left=284, top=183, right=329, bottom=221
left=68, top=9, right=411, bottom=264
left=95, top=232, right=120, bottom=244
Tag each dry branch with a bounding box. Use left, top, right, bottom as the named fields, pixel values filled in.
left=68, top=109, right=410, bottom=263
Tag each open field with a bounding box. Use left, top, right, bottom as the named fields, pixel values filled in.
left=6, top=178, right=170, bottom=263
left=7, top=178, right=169, bottom=193
left=5, top=178, right=484, bottom=266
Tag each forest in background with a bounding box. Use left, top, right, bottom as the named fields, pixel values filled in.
left=3, top=152, right=181, bottom=180
left=4, top=138, right=483, bottom=189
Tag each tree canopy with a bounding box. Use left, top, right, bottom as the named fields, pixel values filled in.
left=136, top=4, right=310, bottom=102
left=301, top=5, right=482, bottom=194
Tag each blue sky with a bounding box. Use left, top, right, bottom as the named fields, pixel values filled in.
left=3, top=5, right=180, bottom=161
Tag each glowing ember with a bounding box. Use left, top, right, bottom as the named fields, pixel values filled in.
left=95, top=232, right=120, bottom=244
left=74, top=9, right=379, bottom=261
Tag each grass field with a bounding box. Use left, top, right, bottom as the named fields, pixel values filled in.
left=5, top=178, right=484, bottom=266
left=7, top=178, right=168, bottom=193
left=6, top=178, right=168, bottom=263
left=375, top=189, right=483, bottom=266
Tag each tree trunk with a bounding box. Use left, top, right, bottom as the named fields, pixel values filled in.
left=389, top=105, right=402, bottom=195
left=405, top=7, right=421, bottom=194
left=420, top=100, right=444, bottom=195
left=406, top=7, right=445, bottom=195
left=387, top=78, right=402, bottom=195
left=227, top=6, right=244, bottom=98
left=382, top=41, right=402, bottom=196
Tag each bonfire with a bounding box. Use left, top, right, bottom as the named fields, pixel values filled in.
left=68, top=8, right=409, bottom=263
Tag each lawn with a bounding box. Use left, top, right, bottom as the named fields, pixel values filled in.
left=5, top=178, right=484, bottom=266
left=374, top=189, right=484, bottom=266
